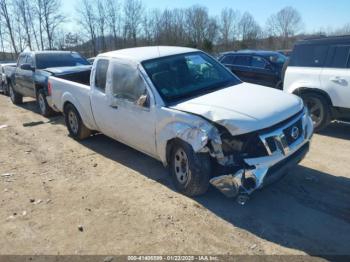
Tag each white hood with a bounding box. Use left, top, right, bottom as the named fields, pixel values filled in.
left=170, top=82, right=304, bottom=136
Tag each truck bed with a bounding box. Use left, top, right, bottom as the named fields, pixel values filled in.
left=49, top=74, right=97, bottom=131
left=45, top=65, right=92, bottom=85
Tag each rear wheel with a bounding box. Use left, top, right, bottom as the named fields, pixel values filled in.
left=9, top=83, right=23, bottom=104
left=64, top=103, right=91, bottom=140
left=170, top=140, right=211, bottom=197
left=37, top=89, right=54, bottom=117
left=301, top=93, right=331, bottom=132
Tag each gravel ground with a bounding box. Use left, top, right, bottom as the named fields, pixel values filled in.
left=0, top=95, right=349, bottom=257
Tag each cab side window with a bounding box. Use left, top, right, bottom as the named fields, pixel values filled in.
left=26, top=56, right=34, bottom=67
left=95, top=59, right=109, bottom=92
left=110, top=60, right=149, bottom=107
left=17, top=55, right=26, bottom=66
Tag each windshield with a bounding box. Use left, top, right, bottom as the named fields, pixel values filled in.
left=142, top=52, right=241, bottom=103
left=36, top=53, right=90, bottom=69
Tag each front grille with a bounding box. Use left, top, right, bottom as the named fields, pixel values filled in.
left=244, top=135, right=269, bottom=158
left=259, top=114, right=305, bottom=156
left=265, top=137, right=277, bottom=152
left=283, top=119, right=303, bottom=145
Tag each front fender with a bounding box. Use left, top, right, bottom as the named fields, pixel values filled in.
left=156, top=108, right=222, bottom=166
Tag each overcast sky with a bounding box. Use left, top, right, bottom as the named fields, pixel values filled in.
left=61, top=0, right=350, bottom=33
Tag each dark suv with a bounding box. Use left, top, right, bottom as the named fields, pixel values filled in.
left=219, top=50, right=287, bottom=89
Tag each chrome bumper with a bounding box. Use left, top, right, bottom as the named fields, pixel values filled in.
left=210, top=109, right=314, bottom=198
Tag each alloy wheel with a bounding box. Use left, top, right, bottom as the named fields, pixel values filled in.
left=174, top=148, right=189, bottom=184
left=68, top=110, right=79, bottom=135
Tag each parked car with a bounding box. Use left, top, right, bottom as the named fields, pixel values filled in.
left=218, top=50, right=287, bottom=89
left=0, top=62, right=15, bottom=95
left=7, top=51, right=91, bottom=116
left=49, top=46, right=313, bottom=201
left=284, top=35, right=350, bottom=131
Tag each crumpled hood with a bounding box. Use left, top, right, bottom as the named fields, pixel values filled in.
left=170, top=82, right=303, bottom=136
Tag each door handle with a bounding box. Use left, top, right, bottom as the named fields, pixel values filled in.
left=330, top=76, right=346, bottom=83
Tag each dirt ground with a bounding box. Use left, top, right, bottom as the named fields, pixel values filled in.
left=0, top=95, right=350, bottom=257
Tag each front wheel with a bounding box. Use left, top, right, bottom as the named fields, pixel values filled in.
left=301, top=93, right=331, bottom=132
left=170, top=140, right=211, bottom=197
left=3, top=82, right=9, bottom=96
left=64, top=103, right=91, bottom=140
left=9, top=83, right=23, bottom=104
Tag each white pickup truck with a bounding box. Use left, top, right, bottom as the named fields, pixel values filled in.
left=49, top=46, right=313, bottom=201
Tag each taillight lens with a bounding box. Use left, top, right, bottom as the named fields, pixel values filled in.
left=47, top=81, right=52, bottom=96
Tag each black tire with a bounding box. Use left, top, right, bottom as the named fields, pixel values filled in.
left=3, top=83, right=9, bottom=96
left=37, top=89, right=54, bottom=117
left=301, top=93, right=332, bottom=132
left=9, top=82, right=23, bottom=104
left=64, top=103, right=91, bottom=140
left=169, top=140, right=211, bottom=197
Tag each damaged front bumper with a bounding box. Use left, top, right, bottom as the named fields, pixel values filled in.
left=210, top=109, right=313, bottom=199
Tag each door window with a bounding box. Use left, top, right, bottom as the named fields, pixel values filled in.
left=17, top=55, right=26, bottom=66
left=95, top=59, right=109, bottom=92
left=251, top=56, right=267, bottom=69
left=290, top=44, right=328, bottom=67
left=26, top=56, right=34, bottom=67
left=110, top=60, right=148, bottom=106
left=233, top=56, right=251, bottom=66
left=329, top=45, right=350, bottom=69
left=220, top=55, right=234, bottom=64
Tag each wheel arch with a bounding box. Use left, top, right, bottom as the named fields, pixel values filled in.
left=293, top=87, right=334, bottom=107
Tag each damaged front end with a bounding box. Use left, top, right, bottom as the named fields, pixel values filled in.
left=209, top=108, right=313, bottom=203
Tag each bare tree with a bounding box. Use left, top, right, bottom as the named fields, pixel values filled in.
left=77, top=0, right=97, bottom=56
left=238, top=12, right=261, bottom=48
left=27, top=2, right=41, bottom=50
left=42, top=0, right=64, bottom=49
left=34, top=0, right=45, bottom=50
left=0, top=14, right=5, bottom=54
left=16, top=0, right=34, bottom=50
left=106, top=0, right=121, bottom=49
left=219, top=8, right=240, bottom=49
left=0, top=0, right=18, bottom=54
left=185, top=5, right=218, bottom=50
left=97, top=0, right=107, bottom=51
left=142, top=10, right=157, bottom=45
left=123, top=0, right=143, bottom=46
left=266, top=6, right=302, bottom=49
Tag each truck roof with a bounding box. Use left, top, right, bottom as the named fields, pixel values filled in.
left=296, top=35, right=350, bottom=45
left=98, top=46, right=199, bottom=62
left=20, top=51, right=80, bottom=56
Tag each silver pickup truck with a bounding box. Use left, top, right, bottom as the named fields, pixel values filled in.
left=49, top=46, right=313, bottom=201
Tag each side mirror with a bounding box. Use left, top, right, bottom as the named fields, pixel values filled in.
left=20, top=63, right=34, bottom=71
left=136, top=94, right=149, bottom=108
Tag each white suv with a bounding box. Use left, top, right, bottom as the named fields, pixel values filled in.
left=284, top=36, right=350, bottom=131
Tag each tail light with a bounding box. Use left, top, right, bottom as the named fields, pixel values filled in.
left=47, top=81, right=52, bottom=96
